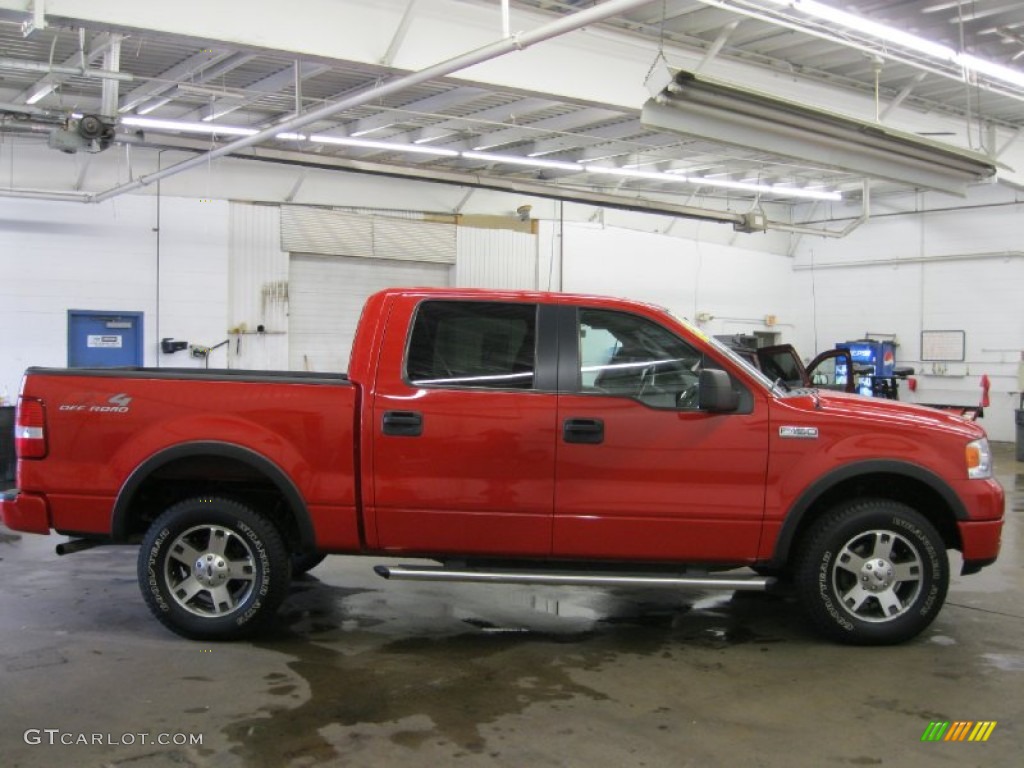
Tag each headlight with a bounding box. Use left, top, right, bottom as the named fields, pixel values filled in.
left=966, top=438, right=992, bottom=480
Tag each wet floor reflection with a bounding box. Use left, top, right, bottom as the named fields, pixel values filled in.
left=222, top=575, right=798, bottom=765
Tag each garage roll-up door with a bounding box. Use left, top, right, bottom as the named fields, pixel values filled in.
left=281, top=207, right=456, bottom=264
left=289, top=254, right=451, bottom=373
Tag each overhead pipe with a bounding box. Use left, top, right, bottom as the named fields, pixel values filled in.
left=0, top=57, right=133, bottom=82
left=0, top=119, right=53, bottom=135
left=101, top=130, right=745, bottom=224
left=767, top=181, right=870, bottom=238
left=0, top=101, right=49, bottom=116
left=89, top=0, right=659, bottom=204
left=0, top=187, right=92, bottom=202
left=0, top=126, right=740, bottom=221
left=792, top=250, right=1024, bottom=271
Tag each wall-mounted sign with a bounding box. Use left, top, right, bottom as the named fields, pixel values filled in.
left=87, top=335, right=123, bottom=349
left=921, top=330, right=965, bottom=362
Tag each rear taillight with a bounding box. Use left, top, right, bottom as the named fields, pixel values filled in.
left=15, top=397, right=47, bottom=459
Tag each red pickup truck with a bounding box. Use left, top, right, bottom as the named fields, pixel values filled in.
left=2, top=288, right=1004, bottom=645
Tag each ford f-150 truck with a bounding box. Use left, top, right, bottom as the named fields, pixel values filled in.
left=1, top=289, right=1004, bottom=644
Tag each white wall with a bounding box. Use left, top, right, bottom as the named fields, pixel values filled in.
left=0, top=140, right=795, bottom=256
left=227, top=203, right=290, bottom=371
left=790, top=185, right=1024, bottom=442
left=0, top=195, right=229, bottom=398
left=544, top=220, right=797, bottom=340
left=456, top=227, right=538, bottom=290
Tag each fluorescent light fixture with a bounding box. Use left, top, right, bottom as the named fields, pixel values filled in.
left=25, top=84, right=55, bottom=105
left=200, top=104, right=246, bottom=122
left=791, top=0, right=956, bottom=62
left=349, top=126, right=388, bottom=137
left=689, top=177, right=771, bottom=193
left=644, top=72, right=996, bottom=195
left=113, top=114, right=842, bottom=201
left=684, top=175, right=841, bottom=200
left=309, top=134, right=459, bottom=156
left=462, top=151, right=583, bottom=172
left=755, top=0, right=1024, bottom=92
left=412, top=132, right=453, bottom=144
left=580, top=149, right=630, bottom=164
left=580, top=162, right=842, bottom=199
left=584, top=165, right=688, bottom=182
left=121, top=116, right=259, bottom=136
left=958, top=53, right=1024, bottom=89
left=135, top=98, right=171, bottom=116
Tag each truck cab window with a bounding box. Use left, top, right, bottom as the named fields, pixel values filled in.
left=579, top=309, right=703, bottom=409
left=406, top=301, right=537, bottom=389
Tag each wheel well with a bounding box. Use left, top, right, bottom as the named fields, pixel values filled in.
left=116, top=454, right=306, bottom=552
left=782, top=472, right=961, bottom=567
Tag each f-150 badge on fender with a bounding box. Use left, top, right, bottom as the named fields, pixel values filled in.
left=779, top=426, right=819, bottom=439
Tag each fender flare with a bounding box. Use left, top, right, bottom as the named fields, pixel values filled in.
left=769, top=459, right=967, bottom=568
left=111, top=441, right=315, bottom=551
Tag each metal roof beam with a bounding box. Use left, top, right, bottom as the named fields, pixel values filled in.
left=88, top=0, right=664, bottom=203
left=404, top=96, right=556, bottom=145
left=880, top=71, right=927, bottom=121
left=119, top=48, right=236, bottom=112
left=526, top=120, right=645, bottom=157
left=13, top=30, right=114, bottom=105
left=695, top=18, right=741, bottom=73
left=181, top=61, right=332, bottom=122
left=470, top=107, right=626, bottom=151
left=346, top=86, right=486, bottom=137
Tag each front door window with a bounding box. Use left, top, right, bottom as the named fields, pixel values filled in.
left=579, top=308, right=704, bottom=409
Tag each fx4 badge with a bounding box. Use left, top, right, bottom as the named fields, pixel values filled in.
left=59, top=393, right=133, bottom=414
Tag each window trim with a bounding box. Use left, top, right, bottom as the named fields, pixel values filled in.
left=563, top=305, right=753, bottom=413
left=401, top=299, right=556, bottom=393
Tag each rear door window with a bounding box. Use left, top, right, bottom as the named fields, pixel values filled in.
left=406, top=301, right=537, bottom=389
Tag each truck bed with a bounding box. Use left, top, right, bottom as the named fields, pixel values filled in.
left=17, top=366, right=360, bottom=550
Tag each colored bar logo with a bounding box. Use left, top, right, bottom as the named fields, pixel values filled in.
left=921, top=721, right=997, bottom=742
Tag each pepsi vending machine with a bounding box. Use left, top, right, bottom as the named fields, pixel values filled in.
left=835, top=340, right=896, bottom=397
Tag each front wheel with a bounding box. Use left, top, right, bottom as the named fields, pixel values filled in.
left=291, top=551, right=327, bottom=575
left=795, top=500, right=948, bottom=645
left=138, top=497, right=291, bottom=640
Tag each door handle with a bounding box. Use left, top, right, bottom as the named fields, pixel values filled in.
left=382, top=410, right=423, bottom=437
left=563, top=417, right=604, bottom=444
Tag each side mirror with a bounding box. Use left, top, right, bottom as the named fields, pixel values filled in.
left=698, top=369, right=739, bottom=413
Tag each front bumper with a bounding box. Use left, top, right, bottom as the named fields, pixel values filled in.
left=0, top=490, right=50, bottom=535
left=958, top=517, right=1002, bottom=573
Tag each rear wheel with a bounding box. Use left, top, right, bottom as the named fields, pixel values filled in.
left=138, top=497, right=290, bottom=640
left=795, top=500, right=948, bottom=645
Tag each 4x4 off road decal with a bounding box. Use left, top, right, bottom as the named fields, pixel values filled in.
left=59, top=393, right=133, bottom=414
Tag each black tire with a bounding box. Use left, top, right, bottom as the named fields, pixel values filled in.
left=795, top=499, right=948, bottom=645
left=137, top=497, right=291, bottom=641
left=291, top=551, right=327, bottom=575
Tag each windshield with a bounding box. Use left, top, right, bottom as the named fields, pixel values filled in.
left=670, top=312, right=777, bottom=391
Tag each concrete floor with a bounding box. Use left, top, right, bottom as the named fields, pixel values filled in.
left=1, top=446, right=1021, bottom=768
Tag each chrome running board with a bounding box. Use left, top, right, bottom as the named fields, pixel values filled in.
left=374, top=564, right=773, bottom=591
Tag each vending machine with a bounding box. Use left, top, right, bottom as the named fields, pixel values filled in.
left=835, top=340, right=896, bottom=397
